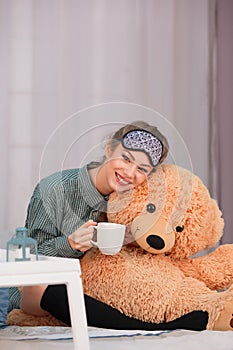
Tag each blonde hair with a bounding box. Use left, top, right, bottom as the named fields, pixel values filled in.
left=88, top=120, right=169, bottom=169
left=107, top=120, right=169, bottom=165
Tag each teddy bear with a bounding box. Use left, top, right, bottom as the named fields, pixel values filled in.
left=80, top=164, right=233, bottom=331
left=7, top=164, right=233, bottom=330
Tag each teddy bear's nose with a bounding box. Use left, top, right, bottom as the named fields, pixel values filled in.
left=146, top=235, right=165, bottom=250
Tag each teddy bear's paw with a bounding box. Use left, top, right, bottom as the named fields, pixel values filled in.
left=212, top=299, right=233, bottom=331
left=7, top=309, right=67, bottom=327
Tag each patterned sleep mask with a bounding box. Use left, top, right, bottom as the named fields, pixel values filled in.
left=122, top=130, right=163, bottom=166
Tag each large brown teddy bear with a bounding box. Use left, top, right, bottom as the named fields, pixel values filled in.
left=80, top=164, right=233, bottom=331
left=7, top=164, right=233, bottom=330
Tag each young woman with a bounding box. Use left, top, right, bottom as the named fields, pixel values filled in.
left=9, top=120, right=208, bottom=330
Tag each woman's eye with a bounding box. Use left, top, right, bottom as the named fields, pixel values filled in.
left=176, top=225, right=184, bottom=232
left=122, top=154, right=130, bottom=162
left=146, top=203, right=156, bottom=213
left=138, top=166, right=149, bottom=174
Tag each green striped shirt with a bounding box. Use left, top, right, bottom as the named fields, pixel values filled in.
left=8, top=164, right=108, bottom=311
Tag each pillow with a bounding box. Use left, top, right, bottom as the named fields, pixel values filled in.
left=0, top=288, right=9, bottom=327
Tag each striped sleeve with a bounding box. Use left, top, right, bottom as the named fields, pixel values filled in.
left=25, top=174, right=84, bottom=259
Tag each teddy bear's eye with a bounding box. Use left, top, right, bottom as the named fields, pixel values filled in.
left=146, top=203, right=156, bottom=213
left=176, top=225, right=184, bottom=232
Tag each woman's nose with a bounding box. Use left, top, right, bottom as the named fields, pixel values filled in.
left=124, top=163, right=137, bottom=178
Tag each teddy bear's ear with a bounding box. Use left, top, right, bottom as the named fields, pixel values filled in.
left=168, top=170, right=224, bottom=259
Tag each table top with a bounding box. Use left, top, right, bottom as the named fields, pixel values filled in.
left=0, top=248, right=81, bottom=275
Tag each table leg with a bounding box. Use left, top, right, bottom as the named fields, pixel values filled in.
left=66, top=272, right=90, bottom=350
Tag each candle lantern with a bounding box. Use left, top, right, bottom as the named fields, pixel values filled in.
left=6, top=227, right=38, bottom=262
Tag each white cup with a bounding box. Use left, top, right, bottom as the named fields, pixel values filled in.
left=90, top=222, right=126, bottom=255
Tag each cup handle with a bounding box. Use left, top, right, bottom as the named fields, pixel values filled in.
left=90, top=226, right=98, bottom=247
left=90, top=240, right=98, bottom=247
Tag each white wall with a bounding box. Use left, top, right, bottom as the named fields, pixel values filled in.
left=0, top=0, right=213, bottom=246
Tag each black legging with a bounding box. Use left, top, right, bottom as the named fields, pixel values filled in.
left=40, top=284, right=208, bottom=331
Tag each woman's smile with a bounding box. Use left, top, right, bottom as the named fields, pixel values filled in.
left=115, top=172, right=132, bottom=187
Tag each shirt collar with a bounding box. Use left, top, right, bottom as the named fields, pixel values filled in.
left=79, top=165, right=108, bottom=209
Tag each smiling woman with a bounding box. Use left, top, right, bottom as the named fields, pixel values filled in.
left=89, top=143, right=154, bottom=195
left=89, top=121, right=169, bottom=195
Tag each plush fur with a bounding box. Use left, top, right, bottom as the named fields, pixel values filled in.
left=7, top=164, right=233, bottom=330
left=7, top=308, right=66, bottom=326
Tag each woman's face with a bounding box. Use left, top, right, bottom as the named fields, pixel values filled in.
left=98, top=143, right=153, bottom=194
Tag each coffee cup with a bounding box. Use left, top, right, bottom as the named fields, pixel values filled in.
left=90, top=222, right=125, bottom=255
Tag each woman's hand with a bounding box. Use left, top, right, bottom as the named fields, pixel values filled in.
left=68, top=220, right=97, bottom=252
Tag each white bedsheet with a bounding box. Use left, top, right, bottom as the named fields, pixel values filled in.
left=0, top=325, right=169, bottom=340
left=0, top=326, right=233, bottom=350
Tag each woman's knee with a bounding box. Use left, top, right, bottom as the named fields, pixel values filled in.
left=20, top=285, right=49, bottom=316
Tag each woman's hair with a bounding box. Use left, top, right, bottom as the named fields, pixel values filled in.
left=107, top=120, right=169, bottom=165
left=88, top=120, right=169, bottom=169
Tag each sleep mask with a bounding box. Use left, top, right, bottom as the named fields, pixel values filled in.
left=122, top=129, right=163, bottom=167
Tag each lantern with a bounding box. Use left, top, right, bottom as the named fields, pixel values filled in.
left=6, top=227, right=38, bottom=262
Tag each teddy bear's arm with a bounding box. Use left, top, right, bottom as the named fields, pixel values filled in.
left=174, top=244, right=233, bottom=290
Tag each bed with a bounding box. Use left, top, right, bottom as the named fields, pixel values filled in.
left=1, top=289, right=233, bottom=350
left=1, top=324, right=233, bottom=350
left=1, top=256, right=233, bottom=350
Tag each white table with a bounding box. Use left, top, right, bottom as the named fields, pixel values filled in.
left=0, top=249, right=90, bottom=350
